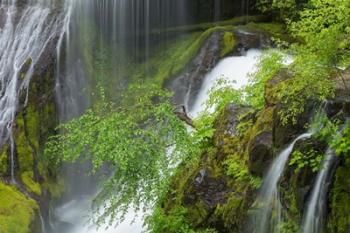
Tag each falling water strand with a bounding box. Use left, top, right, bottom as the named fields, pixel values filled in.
left=301, top=148, right=336, bottom=233
left=251, top=132, right=313, bottom=233
left=0, top=1, right=63, bottom=183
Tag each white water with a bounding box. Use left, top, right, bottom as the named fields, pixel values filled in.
left=0, top=1, right=62, bottom=183
left=52, top=1, right=143, bottom=232
left=189, top=49, right=262, bottom=118
left=251, top=132, right=313, bottom=233
left=54, top=196, right=143, bottom=233
left=301, top=148, right=336, bottom=233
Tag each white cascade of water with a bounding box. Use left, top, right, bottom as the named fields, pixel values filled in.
left=301, top=148, right=336, bottom=233
left=250, top=132, right=313, bottom=233
left=188, top=49, right=262, bottom=119
left=0, top=1, right=62, bottom=183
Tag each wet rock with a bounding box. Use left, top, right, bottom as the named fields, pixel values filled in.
left=265, top=69, right=314, bottom=148
left=248, top=131, right=273, bottom=177
left=184, top=168, right=230, bottom=209
left=169, top=30, right=222, bottom=107
left=214, top=103, right=254, bottom=144
left=0, top=8, right=5, bottom=29
left=281, top=138, right=327, bottom=213
left=326, top=68, right=350, bottom=120
left=234, top=29, right=271, bottom=53
left=265, top=68, right=292, bottom=107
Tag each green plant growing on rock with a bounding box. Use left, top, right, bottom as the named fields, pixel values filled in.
left=244, top=50, right=285, bottom=109
left=146, top=205, right=217, bottom=233
left=289, top=149, right=324, bottom=172
left=257, top=0, right=297, bottom=21
left=332, top=123, right=350, bottom=156
left=0, top=183, right=38, bottom=233
left=220, top=31, right=236, bottom=57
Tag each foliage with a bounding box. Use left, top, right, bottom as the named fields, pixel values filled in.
left=146, top=205, right=217, bottom=233
left=289, top=149, right=324, bottom=172
left=256, top=0, right=297, bottom=21
left=244, top=50, right=285, bottom=109
left=328, top=157, right=350, bottom=232
left=252, top=0, right=349, bottom=125
left=45, top=84, right=196, bottom=225
left=331, top=123, right=350, bottom=156
left=204, top=78, right=243, bottom=115
left=225, top=156, right=261, bottom=189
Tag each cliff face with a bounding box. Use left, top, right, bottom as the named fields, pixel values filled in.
left=160, top=68, right=350, bottom=233
left=0, top=34, right=60, bottom=233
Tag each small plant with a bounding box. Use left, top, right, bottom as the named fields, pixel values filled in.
left=289, top=149, right=324, bottom=172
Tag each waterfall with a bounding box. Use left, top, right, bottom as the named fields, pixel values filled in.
left=301, top=120, right=348, bottom=233
left=301, top=148, right=336, bottom=233
left=0, top=0, right=63, bottom=183
left=188, top=49, right=262, bottom=118
left=250, top=132, right=313, bottom=233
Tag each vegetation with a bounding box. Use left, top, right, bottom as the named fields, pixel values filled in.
left=0, top=183, right=38, bottom=233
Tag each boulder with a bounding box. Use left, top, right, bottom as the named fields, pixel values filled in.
left=214, top=103, right=254, bottom=147
left=248, top=131, right=273, bottom=176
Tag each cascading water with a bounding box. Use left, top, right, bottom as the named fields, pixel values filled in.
left=301, top=148, right=336, bottom=233
left=188, top=49, right=262, bottom=118
left=0, top=0, right=62, bottom=183
left=250, top=132, right=313, bottom=233
left=301, top=119, right=349, bottom=233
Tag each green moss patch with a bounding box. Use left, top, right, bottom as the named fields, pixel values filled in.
left=0, top=182, right=38, bottom=233
left=328, top=162, right=350, bottom=233
left=21, top=171, right=41, bottom=196
left=220, top=32, right=236, bottom=57
left=0, top=147, right=8, bottom=176
left=132, top=26, right=235, bottom=86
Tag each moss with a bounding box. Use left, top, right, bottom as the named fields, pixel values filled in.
left=15, top=106, right=40, bottom=174
left=187, top=200, right=209, bottom=226
left=0, top=146, right=8, bottom=176
left=0, top=182, right=38, bottom=233
left=220, top=31, right=236, bottom=58
left=328, top=161, right=350, bottom=233
left=240, top=22, right=292, bottom=42
left=42, top=176, right=65, bottom=199
left=243, top=107, right=274, bottom=147
left=21, top=171, right=41, bottom=196
left=156, top=15, right=269, bottom=34
left=213, top=195, right=244, bottom=231
left=132, top=26, right=236, bottom=86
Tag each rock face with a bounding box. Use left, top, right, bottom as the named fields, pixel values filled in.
left=0, top=22, right=59, bottom=233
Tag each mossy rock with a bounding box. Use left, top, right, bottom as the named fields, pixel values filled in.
left=220, top=31, right=236, bottom=57
left=240, top=22, right=293, bottom=43
left=21, top=171, right=42, bottom=196
left=0, top=182, right=38, bottom=233
left=247, top=131, right=273, bottom=177
left=0, top=146, right=8, bottom=176
left=328, top=159, right=350, bottom=233
left=213, top=195, right=245, bottom=232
